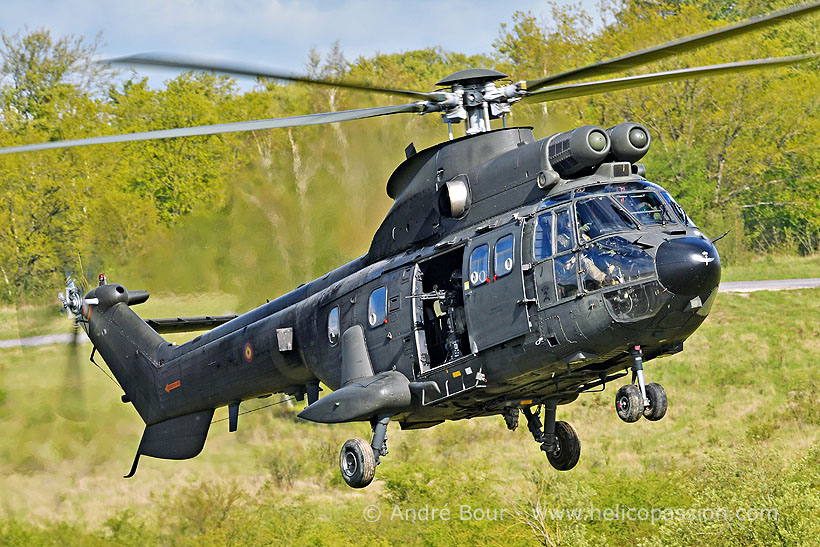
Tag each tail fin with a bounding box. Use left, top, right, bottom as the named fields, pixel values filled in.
left=79, top=284, right=168, bottom=423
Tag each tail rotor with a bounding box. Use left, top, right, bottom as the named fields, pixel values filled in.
left=55, top=272, right=95, bottom=422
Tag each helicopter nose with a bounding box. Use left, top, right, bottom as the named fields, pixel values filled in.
left=655, top=237, right=721, bottom=296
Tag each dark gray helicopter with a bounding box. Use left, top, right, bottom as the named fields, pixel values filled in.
left=2, top=2, right=819, bottom=488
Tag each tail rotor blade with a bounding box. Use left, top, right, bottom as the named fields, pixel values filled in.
left=57, top=323, right=86, bottom=423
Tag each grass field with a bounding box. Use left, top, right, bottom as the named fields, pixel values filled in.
left=720, top=253, right=820, bottom=282
left=1, top=263, right=820, bottom=545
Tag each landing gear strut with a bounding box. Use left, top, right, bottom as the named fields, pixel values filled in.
left=522, top=400, right=580, bottom=471
left=339, top=414, right=391, bottom=488
left=615, top=346, right=667, bottom=423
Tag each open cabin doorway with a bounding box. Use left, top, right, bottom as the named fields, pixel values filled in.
left=412, top=246, right=470, bottom=374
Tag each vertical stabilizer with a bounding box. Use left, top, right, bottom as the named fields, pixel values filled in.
left=81, top=284, right=168, bottom=423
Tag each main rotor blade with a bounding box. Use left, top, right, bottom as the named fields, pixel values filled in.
left=105, top=53, right=449, bottom=102
left=525, top=1, right=820, bottom=91
left=0, top=102, right=426, bottom=155
left=523, top=54, right=819, bottom=104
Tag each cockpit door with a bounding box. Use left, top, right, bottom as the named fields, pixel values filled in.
left=462, top=223, right=531, bottom=352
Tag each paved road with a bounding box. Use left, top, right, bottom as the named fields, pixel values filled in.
left=718, top=278, right=820, bottom=293
left=2, top=278, right=818, bottom=349
left=0, top=331, right=90, bottom=349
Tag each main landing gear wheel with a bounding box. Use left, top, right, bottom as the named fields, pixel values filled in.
left=643, top=382, right=667, bottom=421
left=339, top=438, right=376, bottom=489
left=545, top=421, right=581, bottom=471
left=522, top=401, right=582, bottom=472
left=616, top=384, right=643, bottom=423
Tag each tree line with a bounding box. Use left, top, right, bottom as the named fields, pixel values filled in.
left=1, top=0, right=818, bottom=306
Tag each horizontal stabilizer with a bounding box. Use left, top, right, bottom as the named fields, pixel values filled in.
left=146, top=315, right=238, bottom=334
left=125, top=408, right=214, bottom=478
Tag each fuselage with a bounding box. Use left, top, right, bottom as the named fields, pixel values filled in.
left=85, top=127, right=721, bottom=430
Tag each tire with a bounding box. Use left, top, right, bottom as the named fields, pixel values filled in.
left=616, top=384, right=643, bottom=423
left=545, top=421, right=581, bottom=471
left=643, top=383, right=667, bottom=421
left=339, top=438, right=376, bottom=488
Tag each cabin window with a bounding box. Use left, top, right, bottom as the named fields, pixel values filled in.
left=615, top=192, right=673, bottom=225
left=494, top=235, right=514, bottom=278
left=368, top=287, right=387, bottom=327
left=534, top=213, right=553, bottom=261
left=468, top=244, right=489, bottom=285
left=328, top=306, right=340, bottom=345
left=555, top=208, right=575, bottom=253
left=575, top=196, right=637, bottom=241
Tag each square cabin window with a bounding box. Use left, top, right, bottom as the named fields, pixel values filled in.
left=368, top=287, right=387, bottom=328
left=495, top=234, right=514, bottom=278
left=469, top=244, right=489, bottom=286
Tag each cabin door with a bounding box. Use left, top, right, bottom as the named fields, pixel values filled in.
left=462, top=223, right=530, bottom=352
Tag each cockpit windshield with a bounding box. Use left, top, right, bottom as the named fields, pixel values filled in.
left=615, top=192, right=674, bottom=226
left=575, top=196, right=637, bottom=241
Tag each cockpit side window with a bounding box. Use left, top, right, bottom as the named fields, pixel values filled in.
left=469, top=244, right=489, bottom=286
left=534, top=213, right=553, bottom=262
left=328, top=306, right=340, bottom=345
left=495, top=235, right=514, bottom=278
left=555, top=254, right=578, bottom=299
left=555, top=208, right=574, bottom=253
left=616, top=192, right=674, bottom=225
left=368, top=287, right=387, bottom=328
left=575, top=196, right=637, bottom=241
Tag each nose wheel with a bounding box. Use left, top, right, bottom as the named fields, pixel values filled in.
left=615, top=346, right=667, bottom=423
left=642, top=382, right=667, bottom=421
left=522, top=400, right=581, bottom=471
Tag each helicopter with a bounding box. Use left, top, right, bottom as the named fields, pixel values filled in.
left=1, top=2, right=818, bottom=488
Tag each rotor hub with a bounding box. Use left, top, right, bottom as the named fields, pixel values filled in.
left=433, top=68, right=523, bottom=137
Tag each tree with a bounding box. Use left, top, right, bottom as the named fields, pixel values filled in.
left=0, top=28, right=117, bottom=302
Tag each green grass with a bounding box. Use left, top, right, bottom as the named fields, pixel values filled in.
left=721, top=253, right=820, bottom=282
left=2, top=287, right=820, bottom=544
